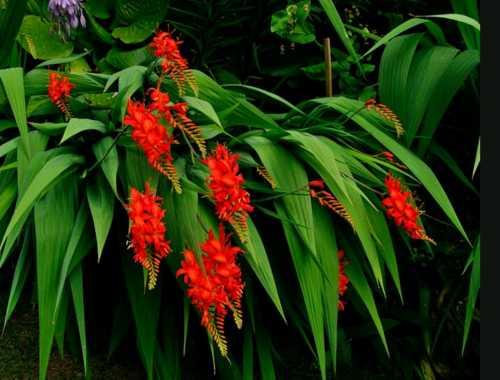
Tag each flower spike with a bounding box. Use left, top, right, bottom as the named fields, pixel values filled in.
left=381, top=172, right=436, bottom=244
left=123, top=184, right=173, bottom=290
left=309, top=181, right=356, bottom=232
left=365, top=99, right=404, bottom=138
left=256, top=166, right=277, bottom=189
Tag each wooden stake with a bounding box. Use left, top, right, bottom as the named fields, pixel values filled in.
left=324, top=37, right=332, bottom=97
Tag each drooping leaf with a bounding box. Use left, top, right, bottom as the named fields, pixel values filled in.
left=462, top=236, right=480, bottom=354
left=87, top=169, right=115, bottom=261
left=60, top=118, right=109, bottom=144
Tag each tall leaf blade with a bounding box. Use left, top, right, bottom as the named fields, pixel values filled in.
left=93, top=136, right=120, bottom=198
left=0, top=0, right=29, bottom=67
left=462, top=236, right=480, bottom=354
left=34, top=174, right=78, bottom=380
left=87, top=170, right=115, bottom=261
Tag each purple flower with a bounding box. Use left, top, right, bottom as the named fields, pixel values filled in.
left=48, top=0, right=86, bottom=42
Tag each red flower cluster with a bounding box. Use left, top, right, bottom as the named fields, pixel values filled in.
left=123, top=183, right=172, bottom=290
left=202, top=144, right=254, bottom=243
left=176, top=224, right=245, bottom=356
left=148, top=30, right=199, bottom=97
left=124, top=99, right=181, bottom=193
left=146, top=87, right=206, bottom=157
left=338, top=249, right=349, bottom=311
left=48, top=73, right=74, bottom=118
left=381, top=173, right=435, bottom=244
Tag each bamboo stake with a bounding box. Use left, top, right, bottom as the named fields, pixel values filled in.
left=324, top=37, right=332, bottom=97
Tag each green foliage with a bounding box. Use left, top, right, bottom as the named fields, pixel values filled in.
left=0, top=1, right=479, bottom=379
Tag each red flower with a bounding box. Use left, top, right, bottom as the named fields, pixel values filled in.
left=47, top=73, right=75, bottom=118
left=202, top=144, right=254, bottom=243
left=177, top=224, right=245, bottom=357
left=146, top=87, right=171, bottom=115
left=338, top=249, right=349, bottom=311
left=124, top=99, right=181, bottom=193
left=148, top=30, right=199, bottom=97
left=381, top=173, right=436, bottom=244
left=124, top=183, right=172, bottom=290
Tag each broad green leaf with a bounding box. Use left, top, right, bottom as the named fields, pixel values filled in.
left=17, top=130, right=50, bottom=191
left=35, top=174, right=78, bottom=380
left=53, top=201, right=91, bottom=320
left=0, top=137, right=19, bottom=159
left=183, top=96, right=223, bottom=128
left=402, top=47, right=459, bottom=147
left=84, top=4, right=117, bottom=47
left=113, top=0, right=170, bottom=44
left=35, top=51, right=93, bottom=68
left=87, top=170, right=115, bottom=261
left=93, top=136, right=120, bottom=198
left=0, top=68, right=30, bottom=159
left=418, top=49, right=480, bottom=156
left=317, top=0, right=363, bottom=74
left=0, top=152, right=86, bottom=255
left=69, top=263, right=90, bottom=378
left=106, top=44, right=155, bottom=70
left=126, top=144, right=160, bottom=199
left=60, top=118, right=109, bottom=144
left=0, top=175, right=17, bottom=221
left=29, top=121, right=67, bottom=136
left=18, top=15, right=74, bottom=60
left=462, top=236, right=480, bottom=354
left=316, top=97, right=470, bottom=245
left=0, top=119, right=17, bottom=132
left=379, top=34, right=423, bottom=125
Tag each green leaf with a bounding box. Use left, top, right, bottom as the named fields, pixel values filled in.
left=0, top=0, right=28, bottom=68
left=337, top=233, right=389, bottom=355
left=83, top=4, right=117, bottom=47
left=243, top=324, right=254, bottom=380
left=34, top=174, right=79, bottom=380
left=183, top=96, right=223, bottom=129
left=29, top=121, right=67, bottom=136
left=451, top=0, right=480, bottom=51
left=0, top=119, right=17, bottom=132
left=415, top=13, right=480, bottom=32
left=473, top=137, right=480, bottom=178
left=60, top=118, right=109, bottom=144
left=2, top=220, right=33, bottom=332
left=0, top=152, right=86, bottom=255
left=35, top=51, right=93, bottom=68
left=462, top=236, right=480, bottom=354
left=18, top=15, right=74, bottom=60
left=157, top=71, right=280, bottom=130
left=0, top=68, right=30, bottom=159
left=379, top=34, right=423, bottom=128
left=69, top=263, right=90, bottom=378
left=112, top=0, right=169, bottom=44
left=402, top=46, right=459, bottom=147
left=106, top=44, right=155, bottom=70
left=93, top=136, right=120, bottom=198
left=417, top=49, right=480, bottom=156
left=53, top=201, right=91, bottom=321
left=316, top=97, right=471, bottom=245
left=87, top=169, right=115, bottom=261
